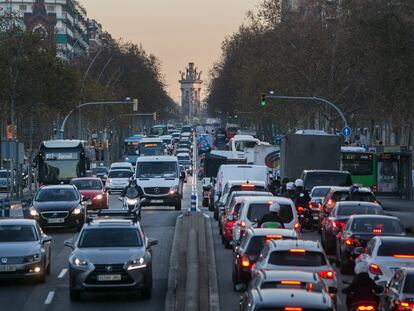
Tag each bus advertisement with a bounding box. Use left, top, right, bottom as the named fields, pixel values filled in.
left=35, top=140, right=90, bottom=185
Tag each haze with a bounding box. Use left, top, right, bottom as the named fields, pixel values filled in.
left=81, top=0, right=260, bottom=102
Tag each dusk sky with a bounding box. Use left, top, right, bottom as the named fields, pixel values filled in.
left=81, top=0, right=261, bottom=102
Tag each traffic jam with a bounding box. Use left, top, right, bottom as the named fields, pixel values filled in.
left=0, top=121, right=413, bottom=311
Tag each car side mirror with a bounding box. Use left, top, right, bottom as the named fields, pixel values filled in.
left=148, top=239, right=158, bottom=248
left=42, top=236, right=52, bottom=244
left=328, top=287, right=338, bottom=294
left=64, top=239, right=74, bottom=250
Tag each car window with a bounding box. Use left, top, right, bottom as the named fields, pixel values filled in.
left=332, top=191, right=376, bottom=202
left=247, top=203, right=293, bottom=223
left=403, top=273, right=414, bottom=293
left=71, top=179, right=102, bottom=190
left=0, top=225, right=38, bottom=242
left=311, top=187, right=330, bottom=197
left=78, top=228, right=142, bottom=247
left=136, top=162, right=178, bottom=178
left=36, top=188, right=78, bottom=202
left=350, top=218, right=404, bottom=234
left=268, top=250, right=327, bottom=266
left=377, top=241, right=414, bottom=257
left=305, top=172, right=352, bottom=189
left=108, top=170, right=133, bottom=178
left=246, top=236, right=294, bottom=256
left=337, top=204, right=383, bottom=216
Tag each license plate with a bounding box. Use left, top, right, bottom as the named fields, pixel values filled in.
left=47, top=218, right=65, bottom=224
left=0, top=265, right=17, bottom=272
left=313, top=216, right=319, bottom=220
left=97, top=274, right=121, bottom=281
left=151, top=200, right=163, bottom=203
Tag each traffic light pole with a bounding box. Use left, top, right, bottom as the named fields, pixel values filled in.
left=265, top=95, right=349, bottom=129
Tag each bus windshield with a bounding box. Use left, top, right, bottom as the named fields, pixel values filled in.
left=42, top=159, right=81, bottom=184
left=124, top=143, right=139, bottom=156
left=138, top=143, right=164, bottom=156
left=342, top=153, right=374, bottom=175
left=150, top=126, right=167, bottom=136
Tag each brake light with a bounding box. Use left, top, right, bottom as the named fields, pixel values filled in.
left=240, top=221, right=246, bottom=228
left=241, top=256, right=250, bottom=268
left=369, top=263, right=383, bottom=275
left=309, top=202, right=319, bottom=209
left=372, top=229, right=382, bottom=234
left=397, top=301, right=414, bottom=310
left=393, top=255, right=414, bottom=259
left=345, top=238, right=353, bottom=246
left=318, top=270, right=335, bottom=279
left=241, top=184, right=255, bottom=188
left=332, top=221, right=345, bottom=231
left=294, top=223, right=300, bottom=230
left=290, top=249, right=306, bottom=253
left=327, top=199, right=335, bottom=208
left=281, top=280, right=301, bottom=285
left=297, top=206, right=304, bottom=213
left=357, top=306, right=374, bottom=311
left=285, top=308, right=302, bottom=311
left=266, top=235, right=282, bottom=239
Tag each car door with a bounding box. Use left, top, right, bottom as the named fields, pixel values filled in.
left=37, top=224, right=50, bottom=266
left=383, top=269, right=403, bottom=310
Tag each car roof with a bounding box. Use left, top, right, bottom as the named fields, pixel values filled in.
left=136, top=156, right=177, bottom=162
left=109, top=169, right=132, bottom=173
left=252, top=288, right=331, bottom=308
left=86, top=219, right=140, bottom=228
left=335, top=201, right=381, bottom=208
left=372, top=236, right=414, bottom=243
left=225, top=180, right=266, bottom=187
left=348, top=214, right=399, bottom=221
left=258, top=270, right=319, bottom=283
left=111, top=162, right=132, bottom=166
left=176, top=153, right=191, bottom=156
left=303, top=169, right=350, bottom=174
left=242, top=196, right=293, bottom=205
left=39, top=184, right=76, bottom=190
left=231, top=191, right=273, bottom=197
left=329, top=186, right=372, bottom=193
left=267, top=239, right=322, bottom=252
left=0, top=219, right=37, bottom=226
left=248, top=228, right=298, bottom=238
left=71, top=177, right=102, bottom=182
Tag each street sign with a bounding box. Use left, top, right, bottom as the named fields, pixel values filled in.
left=274, top=135, right=282, bottom=146
left=342, top=126, right=352, bottom=137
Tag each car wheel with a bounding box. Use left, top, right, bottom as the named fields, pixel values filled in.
left=175, top=201, right=182, bottom=211
left=70, top=289, right=81, bottom=301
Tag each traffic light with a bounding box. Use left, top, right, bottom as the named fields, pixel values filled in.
left=261, top=92, right=267, bottom=107
left=157, top=111, right=161, bottom=119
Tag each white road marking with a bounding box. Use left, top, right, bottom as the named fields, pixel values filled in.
left=57, top=268, right=68, bottom=279
left=44, top=291, right=55, bottom=305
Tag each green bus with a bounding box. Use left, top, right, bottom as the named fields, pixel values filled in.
left=341, top=148, right=377, bottom=191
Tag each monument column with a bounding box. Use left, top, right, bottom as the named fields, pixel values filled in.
left=179, top=62, right=203, bottom=122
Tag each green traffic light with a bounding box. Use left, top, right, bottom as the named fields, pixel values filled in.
left=261, top=101, right=266, bottom=107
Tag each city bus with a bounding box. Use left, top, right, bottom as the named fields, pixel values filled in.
left=138, top=138, right=165, bottom=156
left=150, top=125, right=168, bottom=136
left=35, top=140, right=90, bottom=185
left=341, top=147, right=377, bottom=191
left=123, top=134, right=145, bottom=166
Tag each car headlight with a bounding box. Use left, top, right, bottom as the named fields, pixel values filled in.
left=72, top=257, right=88, bottom=266
left=126, top=198, right=138, bottom=205
left=127, top=257, right=146, bottom=270
left=73, top=207, right=82, bottom=215
left=24, top=253, right=41, bottom=263
left=94, top=194, right=103, bottom=200
left=169, top=186, right=179, bottom=195
left=29, top=207, right=39, bottom=217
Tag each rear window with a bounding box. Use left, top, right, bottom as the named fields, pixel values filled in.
left=304, top=172, right=352, bottom=190
left=268, top=251, right=327, bottom=266
left=337, top=204, right=383, bottom=216
left=108, top=171, right=133, bottom=178
left=246, top=236, right=294, bottom=256
left=247, top=203, right=293, bottom=223
left=261, top=281, right=324, bottom=292
left=377, top=241, right=414, bottom=257
left=403, top=274, right=414, bottom=293
left=350, top=218, right=404, bottom=234
left=311, top=188, right=330, bottom=197
left=332, top=191, right=376, bottom=202
left=230, top=185, right=265, bottom=193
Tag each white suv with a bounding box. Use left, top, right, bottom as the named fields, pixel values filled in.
left=252, top=239, right=337, bottom=291
left=233, top=196, right=299, bottom=243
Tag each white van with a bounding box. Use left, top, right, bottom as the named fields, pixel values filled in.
left=110, top=162, right=134, bottom=172
left=135, top=156, right=185, bottom=210
left=212, top=164, right=271, bottom=219
left=228, top=135, right=260, bottom=160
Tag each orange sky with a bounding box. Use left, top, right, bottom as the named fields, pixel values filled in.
left=80, top=0, right=260, bottom=102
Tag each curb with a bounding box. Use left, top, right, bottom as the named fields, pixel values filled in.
left=165, top=214, right=183, bottom=310
left=205, top=214, right=220, bottom=311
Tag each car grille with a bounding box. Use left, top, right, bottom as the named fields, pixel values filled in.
left=85, top=264, right=134, bottom=285
left=144, top=187, right=170, bottom=195
left=0, top=257, right=24, bottom=264
left=41, top=211, right=69, bottom=219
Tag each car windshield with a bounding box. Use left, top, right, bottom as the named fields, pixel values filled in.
left=137, top=161, right=177, bottom=178
left=268, top=251, right=327, bottom=266
left=35, top=188, right=78, bottom=202
left=108, top=171, right=133, bottom=178
left=377, top=241, right=414, bottom=257
left=261, top=281, right=324, bottom=292
left=71, top=179, right=102, bottom=190
left=350, top=218, right=404, bottom=234
left=332, top=191, right=376, bottom=202
left=247, top=203, right=293, bottom=223
left=246, top=236, right=294, bottom=256
left=177, top=155, right=190, bottom=161
left=78, top=228, right=142, bottom=248
left=0, top=225, right=38, bottom=242
left=305, top=172, right=352, bottom=189
left=92, top=167, right=108, bottom=174
left=403, top=274, right=414, bottom=293
left=0, top=171, right=10, bottom=178
left=235, top=140, right=257, bottom=151
left=337, top=205, right=383, bottom=216
left=311, top=187, right=330, bottom=197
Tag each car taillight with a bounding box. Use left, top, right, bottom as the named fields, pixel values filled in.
left=281, top=280, right=301, bottom=285
left=297, top=206, right=304, bottom=213
left=294, top=223, right=300, bottom=231
left=309, top=202, right=319, bottom=209
left=345, top=237, right=361, bottom=247
left=318, top=270, right=335, bottom=279
left=369, top=263, right=383, bottom=275
left=327, top=199, right=335, bottom=208
left=285, top=307, right=302, bottom=311
left=357, top=306, right=375, bottom=311
left=371, top=185, right=377, bottom=192
left=332, top=221, right=345, bottom=231
left=241, top=255, right=250, bottom=268
left=266, top=235, right=282, bottom=239
left=397, top=301, right=414, bottom=311
left=240, top=220, right=246, bottom=228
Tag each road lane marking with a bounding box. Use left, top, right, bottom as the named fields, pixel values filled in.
left=57, top=268, right=68, bottom=279
left=44, top=291, right=55, bottom=305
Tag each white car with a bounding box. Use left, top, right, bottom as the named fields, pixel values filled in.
left=105, top=169, right=133, bottom=193
left=355, top=236, right=414, bottom=285
left=110, top=162, right=134, bottom=172
left=233, top=196, right=299, bottom=243
left=252, top=240, right=337, bottom=291
left=310, top=186, right=331, bottom=203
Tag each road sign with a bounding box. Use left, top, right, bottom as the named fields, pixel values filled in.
left=342, top=126, right=352, bottom=137
left=274, top=135, right=282, bottom=146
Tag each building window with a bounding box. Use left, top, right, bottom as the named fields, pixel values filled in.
left=47, top=5, right=55, bottom=12
left=19, top=5, right=27, bottom=11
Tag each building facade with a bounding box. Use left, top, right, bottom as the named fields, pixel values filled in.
left=0, top=0, right=102, bottom=60
left=179, top=62, right=203, bottom=121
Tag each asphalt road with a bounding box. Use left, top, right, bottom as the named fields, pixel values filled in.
left=0, top=181, right=193, bottom=311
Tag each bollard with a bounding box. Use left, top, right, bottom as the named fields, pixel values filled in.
left=4, top=198, right=10, bottom=218
left=0, top=199, right=3, bottom=218
left=191, top=194, right=197, bottom=212
left=21, top=199, right=30, bottom=218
